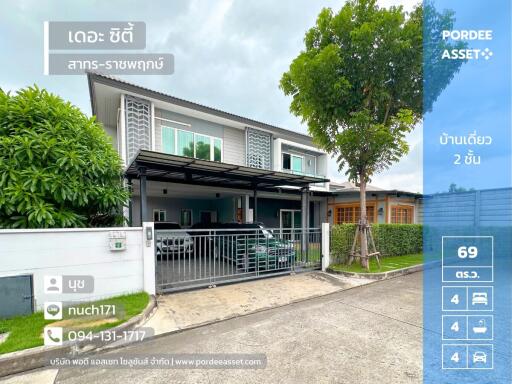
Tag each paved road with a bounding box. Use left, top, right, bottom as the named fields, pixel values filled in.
left=23, top=272, right=424, bottom=384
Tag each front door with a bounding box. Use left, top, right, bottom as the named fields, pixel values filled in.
left=200, top=210, right=217, bottom=224
left=280, top=209, right=301, bottom=239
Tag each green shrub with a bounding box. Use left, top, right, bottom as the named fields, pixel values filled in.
left=330, top=224, right=357, bottom=264
left=0, top=86, right=129, bottom=228
left=330, top=223, right=423, bottom=263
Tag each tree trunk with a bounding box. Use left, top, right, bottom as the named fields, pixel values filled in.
left=359, top=173, right=369, bottom=269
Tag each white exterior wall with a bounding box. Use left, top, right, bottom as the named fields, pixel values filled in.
left=273, top=138, right=329, bottom=191
left=0, top=227, right=146, bottom=310
left=223, top=126, right=246, bottom=165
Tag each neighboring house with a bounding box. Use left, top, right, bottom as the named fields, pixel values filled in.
left=328, top=182, right=423, bottom=225
left=87, top=72, right=422, bottom=229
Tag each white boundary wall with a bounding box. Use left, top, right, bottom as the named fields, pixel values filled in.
left=0, top=226, right=151, bottom=310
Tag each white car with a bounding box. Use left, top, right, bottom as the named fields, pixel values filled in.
left=155, top=222, right=194, bottom=258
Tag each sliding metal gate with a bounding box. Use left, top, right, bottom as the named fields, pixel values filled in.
left=155, top=227, right=321, bottom=293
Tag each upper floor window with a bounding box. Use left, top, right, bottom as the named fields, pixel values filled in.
left=162, top=126, right=222, bottom=162
left=282, top=152, right=304, bottom=174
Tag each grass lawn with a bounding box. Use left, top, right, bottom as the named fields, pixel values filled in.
left=294, top=242, right=321, bottom=263
left=329, top=253, right=423, bottom=274
left=0, top=292, right=149, bottom=355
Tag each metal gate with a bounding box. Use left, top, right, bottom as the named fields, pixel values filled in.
left=155, top=227, right=321, bottom=293
left=0, top=275, right=34, bottom=318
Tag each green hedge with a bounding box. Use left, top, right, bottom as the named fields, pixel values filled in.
left=330, top=224, right=423, bottom=263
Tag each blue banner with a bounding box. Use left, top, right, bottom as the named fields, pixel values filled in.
left=423, top=0, right=512, bottom=383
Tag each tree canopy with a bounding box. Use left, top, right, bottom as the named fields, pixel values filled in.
left=280, top=0, right=464, bottom=266
left=0, top=86, right=128, bottom=228
left=280, top=0, right=463, bottom=184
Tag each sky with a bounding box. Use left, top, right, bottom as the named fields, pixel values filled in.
left=423, top=0, right=511, bottom=193
left=0, top=0, right=421, bottom=192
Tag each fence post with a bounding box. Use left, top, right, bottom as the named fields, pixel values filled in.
left=321, top=222, right=330, bottom=271
left=142, top=222, right=156, bottom=295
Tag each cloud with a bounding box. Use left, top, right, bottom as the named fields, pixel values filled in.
left=0, top=0, right=423, bottom=192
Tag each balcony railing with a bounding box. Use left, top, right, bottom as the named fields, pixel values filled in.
left=281, top=169, right=327, bottom=187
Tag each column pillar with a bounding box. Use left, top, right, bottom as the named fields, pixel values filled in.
left=301, top=186, right=309, bottom=255
left=138, top=166, right=147, bottom=226
left=241, top=194, right=250, bottom=223
left=127, top=178, right=133, bottom=226
left=253, top=187, right=258, bottom=223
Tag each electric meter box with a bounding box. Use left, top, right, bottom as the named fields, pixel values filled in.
left=109, top=231, right=126, bottom=251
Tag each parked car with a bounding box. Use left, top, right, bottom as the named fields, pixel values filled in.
left=216, top=222, right=295, bottom=271
left=155, top=222, right=194, bottom=259
left=189, top=222, right=226, bottom=257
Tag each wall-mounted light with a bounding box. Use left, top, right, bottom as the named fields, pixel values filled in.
left=378, top=207, right=384, bottom=216
left=328, top=209, right=332, bottom=217
left=163, top=189, right=167, bottom=195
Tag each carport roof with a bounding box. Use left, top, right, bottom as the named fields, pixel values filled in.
left=125, top=150, right=329, bottom=190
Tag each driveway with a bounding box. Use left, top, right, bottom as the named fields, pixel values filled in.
left=146, top=271, right=370, bottom=335
left=14, top=272, right=423, bottom=384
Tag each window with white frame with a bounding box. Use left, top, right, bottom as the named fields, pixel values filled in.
left=180, top=209, right=192, bottom=227
left=153, top=209, right=166, bottom=222
left=161, top=126, right=222, bottom=162
left=282, top=152, right=304, bottom=174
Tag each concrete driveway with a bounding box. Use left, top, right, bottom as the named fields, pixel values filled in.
left=13, top=271, right=423, bottom=384
left=146, top=271, right=371, bottom=335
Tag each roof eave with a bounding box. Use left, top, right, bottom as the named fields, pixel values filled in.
left=86, top=71, right=314, bottom=141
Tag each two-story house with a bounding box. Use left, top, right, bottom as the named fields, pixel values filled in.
left=87, top=72, right=331, bottom=231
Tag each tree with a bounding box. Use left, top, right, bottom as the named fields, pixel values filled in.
left=0, top=86, right=129, bottom=228
left=280, top=0, right=464, bottom=267
left=448, top=183, right=474, bottom=193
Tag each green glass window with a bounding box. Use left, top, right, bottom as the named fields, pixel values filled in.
left=195, top=134, right=211, bottom=161
left=161, top=126, right=175, bottom=154
left=180, top=209, right=192, bottom=227
left=213, top=138, right=222, bottom=162
left=291, top=155, right=303, bottom=173
left=177, top=130, right=194, bottom=157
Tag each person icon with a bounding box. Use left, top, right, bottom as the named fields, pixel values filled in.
left=47, top=278, right=59, bottom=291
left=44, top=275, right=62, bottom=294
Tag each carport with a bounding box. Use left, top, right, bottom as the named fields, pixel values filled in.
left=125, top=150, right=329, bottom=228
left=124, top=150, right=330, bottom=292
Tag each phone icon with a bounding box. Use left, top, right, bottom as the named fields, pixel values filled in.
left=44, top=327, right=63, bottom=346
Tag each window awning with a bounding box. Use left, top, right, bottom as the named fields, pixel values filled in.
left=125, top=150, right=329, bottom=190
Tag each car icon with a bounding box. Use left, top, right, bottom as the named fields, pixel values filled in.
left=472, top=292, right=488, bottom=306
left=473, top=351, right=487, bottom=364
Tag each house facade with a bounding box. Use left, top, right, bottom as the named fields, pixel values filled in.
left=88, top=72, right=331, bottom=231
left=327, top=182, right=422, bottom=225
left=87, top=72, right=422, bottom=229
